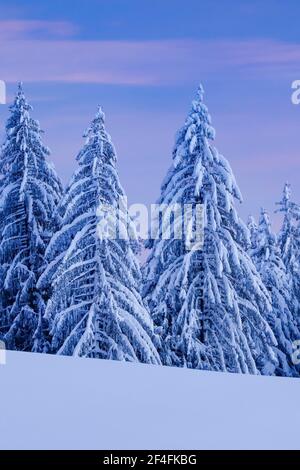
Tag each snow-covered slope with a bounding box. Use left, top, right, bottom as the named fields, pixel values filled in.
left=0, top=351, right=299, bottom=450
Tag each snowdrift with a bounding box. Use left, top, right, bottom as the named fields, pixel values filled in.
left=0, top=351, right=299, bottom=450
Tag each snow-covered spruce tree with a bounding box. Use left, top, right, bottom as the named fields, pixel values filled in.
left=276, top=183, right=300, bottom=312
left=143, top=84, right=278, bottom=375
left=0, top=83, right=63, bottom=352
left=248, top=210, right=300, bottom=377
left=39, top=107, right=160, bottom=364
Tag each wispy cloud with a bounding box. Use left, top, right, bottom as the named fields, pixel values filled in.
left=1, top=35, right=300, bottom=86
left=0, top=20, right=78, bottom=40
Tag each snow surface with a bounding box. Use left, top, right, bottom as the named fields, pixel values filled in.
left=0, top=351, right=300, bottom=450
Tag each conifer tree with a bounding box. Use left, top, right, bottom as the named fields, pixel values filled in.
left=143, top=85, right=277, bottom=375
left=39, top=107, right=160, bottom=364
left=0, top=84, right=63, bottom=352
left=248, top=210, right=300, bottom=376
left=276, top=183, right=300, bottom=310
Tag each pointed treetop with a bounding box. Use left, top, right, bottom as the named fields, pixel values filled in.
left=96, top=105, right=105, bottom=122
left=11, top=81, right=32, bottom=114
left=247, top=214, right=257, bottom=231
left=247, top=215, right=258, bottom=247
left=189, top=82, right=215, bottom=141
left=4, top=82, right=34, bottom=138
left=80, top=106, right=116, bottom=166
left=260, top=207, right=268, bottom=222
left=258, top=209, right=278, bottom=250
left=259, top=208, right=271, bottom=232
left=16, top=81, right=26, bottom=102
left=83, top=105, right=107, bottom=142
left=275, top=182, right=295, bottom=217
left=196, top=83, right=205, bottom=103
left=92, top=105, right=105, bottom=129
left=283, top=182, right=291, bottom=201
left=172, top=83, right=216, bottom=168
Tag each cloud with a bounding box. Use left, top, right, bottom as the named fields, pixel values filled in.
left=0, top=20, right=78, bottom=40
left=1, top=33, right=300, bottom=85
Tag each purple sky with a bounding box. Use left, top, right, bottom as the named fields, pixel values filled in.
left=0, top=0, right=300, bottom=229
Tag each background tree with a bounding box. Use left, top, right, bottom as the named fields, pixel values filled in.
left=276, top=183, right=300, bottom=317
left=248, top=210, right=300, bottom=376
left=0, top=84, right=63, bottom=352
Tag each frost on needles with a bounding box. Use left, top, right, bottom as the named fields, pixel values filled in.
left=276, top=183, right=300, bottom=312
left=143, top=85, right=278, bottom=375
left=0, top=84, right=63, bottom=352
left=0, top=83, right=299, bottom=377
left=39, top=107, right=161, bottom=364
left=248, top=209, right=300, bottom=377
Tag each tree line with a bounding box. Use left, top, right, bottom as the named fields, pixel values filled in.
left=0, top=83, right=299, bottom=377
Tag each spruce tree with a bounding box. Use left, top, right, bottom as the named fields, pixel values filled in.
left=143, top=85, right=277, bottom=375
left=276, top=183, right=300, bottom=310
left=248, top=210, right=300, bottom=376
left=0, top=83, right=63, bottom=352
left=39, top=107, right=160, bottom=364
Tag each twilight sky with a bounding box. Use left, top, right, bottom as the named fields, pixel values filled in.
left=0, top=0, right=300, bottom=228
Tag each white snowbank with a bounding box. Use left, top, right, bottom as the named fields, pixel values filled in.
left=0, top=351, right=299, bottom=450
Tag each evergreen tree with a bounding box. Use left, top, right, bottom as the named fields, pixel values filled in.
left=276, top=183, right=300, bottom=312
left=0, top=83, right=63, bottom=352
left=39, top=107, right=160, bottom=364
left=143, top=85, right=277, bottom=375
left=248, top=210, right=300, bottom=376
